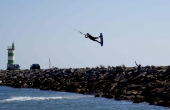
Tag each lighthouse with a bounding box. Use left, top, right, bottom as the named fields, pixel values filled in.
left=7, top=42, right=15, bottom=65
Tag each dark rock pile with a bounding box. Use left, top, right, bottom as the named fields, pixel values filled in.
left=0, top=65, right=170, bottom=107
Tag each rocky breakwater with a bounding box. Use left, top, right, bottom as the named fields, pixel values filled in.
left=0, top=66, right=170, bottom=107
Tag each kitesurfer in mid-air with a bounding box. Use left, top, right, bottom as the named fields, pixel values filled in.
left=85, top=33, right=101, bottom=44
left=73, top=29, right=103, bottom=46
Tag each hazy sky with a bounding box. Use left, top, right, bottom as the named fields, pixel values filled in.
left=0, top=0, right=170, bottom=69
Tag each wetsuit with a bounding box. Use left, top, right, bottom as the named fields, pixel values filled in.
left=85, top=33, right=100, bottom=43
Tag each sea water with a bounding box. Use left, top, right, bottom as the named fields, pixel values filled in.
left=0, top=86, right=169, bottom=110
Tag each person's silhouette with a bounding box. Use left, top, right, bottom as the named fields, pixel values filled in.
left=135, top=61, right=142, bottom=73
left=85, top=33, right=101, bottom=44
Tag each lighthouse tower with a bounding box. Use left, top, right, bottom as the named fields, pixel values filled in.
left=7, top=42, right=15, bottom=65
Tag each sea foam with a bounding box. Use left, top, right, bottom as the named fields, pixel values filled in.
left=0, top=96, right=63, bottom=102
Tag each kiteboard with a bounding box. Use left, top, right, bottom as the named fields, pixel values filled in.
left=99, top=33, right=103, bottom=46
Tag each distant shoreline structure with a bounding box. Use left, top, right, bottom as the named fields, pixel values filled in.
left=0, top=65, right=170, bottom=108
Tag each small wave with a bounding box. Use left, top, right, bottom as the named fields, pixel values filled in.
left=0, top=96, right=63, bottom=102
left=66, top=95, right=94, bottom=100
left=0, top=95, right=93, bottom=103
